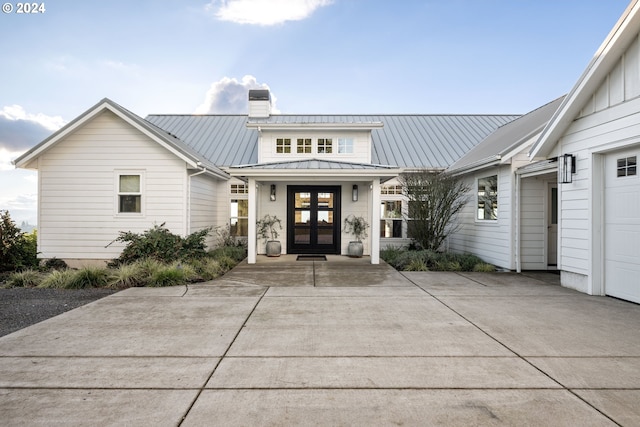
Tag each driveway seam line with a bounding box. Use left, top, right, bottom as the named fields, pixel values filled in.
left=177, top=286, right=268, bottom=426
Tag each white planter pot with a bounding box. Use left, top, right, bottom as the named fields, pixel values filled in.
left=266, top=240, right=281, bottom=257
left=347, top=241, right=364, bottom=258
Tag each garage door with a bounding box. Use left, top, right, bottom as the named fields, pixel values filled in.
left=605, top=148, right=640, bottom=303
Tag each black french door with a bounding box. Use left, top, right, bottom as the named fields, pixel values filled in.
left=287, top=186, right=341, bottom=254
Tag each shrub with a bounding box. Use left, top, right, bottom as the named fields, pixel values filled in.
left=109, top=262, right=147, bottom=289
left=405, top=259, right=428, bottom=271
left=215, top=255, right=238, bottom=273
left=42, top=257, right=68, bottom=270
left=384, top=248, right=491, bottom=272
left=380, top=245, right=406, bottom=267
left=109, top=224, right=211, bottom=265
left=149, top=264, right=192, bottom=287
left=209, top=245, right=246, bottom=263
left=7, top=269, right=43, bottom=288
left=473, top=263, right=496, bottom=272
left=0, top=211, right=38, bottom=272
left=187, top=257, right=223, bottom=281
left=39, top=269, right=76, bottom=289
left=67, top=266, right=112, bottom=289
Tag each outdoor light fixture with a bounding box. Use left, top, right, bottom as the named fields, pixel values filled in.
left=270, top=184, right=276, bottom=201
left=559, top=154, right=576, bottom=184
left=352, top=184, right=358, bottom=202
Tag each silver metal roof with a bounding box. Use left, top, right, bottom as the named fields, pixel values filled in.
left=145, top=114, right=520, bottom=169
left=447, top=97, right=565, bottom=173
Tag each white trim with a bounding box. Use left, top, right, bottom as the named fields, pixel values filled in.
left=370, top=179, right=381, bottom=264
left=114, top=170, right=145, bottom=217
left=247, top=178, right=257, bottom=264
left=475, top=174, right=499, bottom=222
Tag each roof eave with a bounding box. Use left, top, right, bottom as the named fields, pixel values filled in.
left=246, top=122, right=384, bottom=131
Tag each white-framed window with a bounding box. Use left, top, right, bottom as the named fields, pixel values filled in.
left=338, top=138, right=354, bottom=154
left=477, top=175, right=498, bottom=220
left=297, top=138, right=312, bottom=154
left=380, top=200, right=403, bottom=238
left=276, top=138, right=291, bottom=154
left=116, top=172, right=144, bottom=215
left=230, top=183, right=248, bottom=194
left=317, top=138, right=333, bottom=154
left=381, top=185, right=403, bottom=195
left=230, top=199, right=248, bottom=237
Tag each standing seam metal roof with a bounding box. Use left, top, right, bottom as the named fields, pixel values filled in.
left=144, top=114, right=520, bottom=169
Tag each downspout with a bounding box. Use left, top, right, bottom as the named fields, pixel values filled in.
left=187, top=165, right=208, bottom=235
left=515, top=172, right=521, bottom=273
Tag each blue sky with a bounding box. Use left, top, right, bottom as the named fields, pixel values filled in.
left=0, top=0, right=631, bottom=225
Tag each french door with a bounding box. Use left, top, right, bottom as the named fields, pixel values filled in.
left=287, top=186, right=341, bottom=254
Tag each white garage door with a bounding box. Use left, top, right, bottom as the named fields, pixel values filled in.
left=605, top=148, right=640, bottom=303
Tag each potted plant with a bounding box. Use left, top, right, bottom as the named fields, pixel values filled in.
left=257, top=214, right=283, bottom=257
left=343, top=214, right=369, bottom=257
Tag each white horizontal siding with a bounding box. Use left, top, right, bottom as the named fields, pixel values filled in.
left=190, top=174, right=226, bottom=248
left=519, top=177, right=546, bottom=269
left=448, top=165, right=513, bottom=269
left=38, top=110, right=188, bottom=261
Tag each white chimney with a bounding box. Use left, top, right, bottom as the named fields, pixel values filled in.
left=248, top=89, right=271, bottom=118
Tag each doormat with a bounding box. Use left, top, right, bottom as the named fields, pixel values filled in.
left=296, top=255, right=327, bottom=261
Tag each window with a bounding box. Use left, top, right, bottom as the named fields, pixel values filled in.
left=338, top=138, right=354, bottom=154
left=380, top=200, right=403, bottom=238
left=230, top=199, right=248, bottom=236
left=297, top=138, right=312, bottom=154
left=381, top=185, right=403, bottom=195
left=276, top=138, right=291, bottom=153
left=230, top=184, right=248, bottom=194
left=617, top=156, right=637, bottom=177
left=118, top=174, right=141, bottom=213
left=317, top=138, right=333, bottom=154
left=477, top=175, right=498, bottom=220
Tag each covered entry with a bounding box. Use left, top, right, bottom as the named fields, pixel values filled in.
left=287, top=186, right=341, bottom=254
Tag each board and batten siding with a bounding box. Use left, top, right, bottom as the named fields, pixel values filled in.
left=189, top=174, right=226, bottom=248
left=38, top=110, right=188, bottom=262
left=447, top=165, right=513, bottom=269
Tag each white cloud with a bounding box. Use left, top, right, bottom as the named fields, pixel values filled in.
left=195, top=75, right=279, bottom=114
left=0, top=105, right=65, bottom=132
left=207, top=0, right=333, bottom=25
left=0, top=105, right=66, bottom=154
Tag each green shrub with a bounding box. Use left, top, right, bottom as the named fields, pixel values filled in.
left=7, top=269, right=43, bottom=288
left=109, top=262, right=147, bottom=289
left=384, top=248, right=490, bottom=272
left=67, top=266, right=112, bottom=289
left=42, top=257, right=68, bottom=270
left=187, top=257, right=223, bottom=281
left=109, top=224, right=212, bottom=265
left=150, top=264, right=190, bottom=287
left=39, top=269, right=76, bottom=289
left=209, top=245, right=247, bottom=263
left=0, top=211, right=38, bottom=272
left=473, top=263, right=496, bottom=272
left=380, top=245, right=406, bottom=267
left=405, top=259, right=428, bottom=271
left=215, top=255, right=238, bottom=273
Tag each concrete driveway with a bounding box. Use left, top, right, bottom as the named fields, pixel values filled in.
left=1, top=256, right=639, bottom=426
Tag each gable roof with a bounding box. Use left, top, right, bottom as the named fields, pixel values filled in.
left=447, top=96, right=565, bottom=174
left=13, top=98, right=229, bottom=179
left=145, top=114, right=519, bottom=169
left=530, top=0, right=640, bottom=158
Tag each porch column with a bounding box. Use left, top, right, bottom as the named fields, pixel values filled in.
left=370, top=178, right=381, bottom=264
left=247, top=177, right=257, bottom=264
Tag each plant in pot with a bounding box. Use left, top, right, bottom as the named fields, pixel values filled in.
left=343, top=214, right=369, bottom=257
left=257, top=214, right=283, bottom=257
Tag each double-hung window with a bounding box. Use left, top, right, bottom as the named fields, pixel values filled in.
left=117, top=173, right=143, bottom=214
left=230, top=199, right=248, bottom=237
left=337, top=138, right=354, bottom=154
left=380, top=200, right=403, bottom=238
left=477, top=175, right=498, bottom=220
left=317, top=138, right=333, bottom=154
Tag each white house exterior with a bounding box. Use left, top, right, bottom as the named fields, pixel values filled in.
left=446, top=97, right=565, bottom=271
left=530, top=0, right=640, bottom=303
left=14, top=92, right=517, bottom=267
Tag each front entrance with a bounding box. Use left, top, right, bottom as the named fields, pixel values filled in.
left=287, top=186, right=341, bottom=254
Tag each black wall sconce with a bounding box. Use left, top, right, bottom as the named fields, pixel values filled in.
left=559, top=154, right=576, bottom=184
left=270, top=184, right=276, bottom=201
left=352, top=184, right=358, bottom=202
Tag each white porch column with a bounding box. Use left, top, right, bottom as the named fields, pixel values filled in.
left=247, top=178, right=257, bottom=264
left=370, top=178, right=381, bottom=264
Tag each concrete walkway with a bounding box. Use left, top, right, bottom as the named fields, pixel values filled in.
left=1, top=256, right=639, bottom=426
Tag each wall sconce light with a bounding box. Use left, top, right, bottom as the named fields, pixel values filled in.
left=352, top=184, right=358, bottom=202
left=270, top=184, right=276, bottom=201
left=559, top=154, right=576, bottom=184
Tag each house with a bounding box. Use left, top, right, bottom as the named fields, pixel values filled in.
left=529, top=0, right=640, bottom=303
left=13, top=92, right=518, bottom=267
left=445, top=96, right=565, bottom=271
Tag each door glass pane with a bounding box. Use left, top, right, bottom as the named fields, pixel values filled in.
left=317, top=192, right=333, bottom=208
left=317, top=227, right=333, bottom=245
left=295, top=210, right=311, bottom=224
left=551, top=187, right=558, bottom=225
left=296, top=192, right=311, bottom=208
left=318, top=211, right=333, bottom=224
left=295, top=228, right=310, bottom=244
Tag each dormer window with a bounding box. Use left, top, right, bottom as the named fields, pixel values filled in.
left=318, top=138, right=333, bottom=154
left=276, top=138, right=291, bottom=153
left=297, top=138, right=312, bottom=154
left=338, top=138, right=354, bottom=154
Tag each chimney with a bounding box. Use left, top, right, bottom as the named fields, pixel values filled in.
left=248, top=89, right=271, bottom=118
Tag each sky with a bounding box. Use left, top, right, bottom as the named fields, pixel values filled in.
left=0, top=0, right=632, bottom=226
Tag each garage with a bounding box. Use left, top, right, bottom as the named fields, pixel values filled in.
left=604, top=147, right=640, bottom=303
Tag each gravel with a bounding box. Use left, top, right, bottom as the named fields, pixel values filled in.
left=0, top=288, right=117, bottom=337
